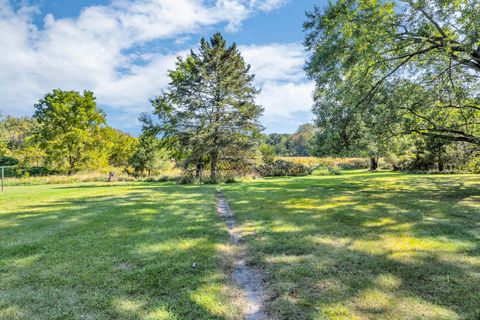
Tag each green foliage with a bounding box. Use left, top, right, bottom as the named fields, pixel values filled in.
left=264, top=123, right=317, bottom=156
left=128, top=133, right=171, bottom=177
left=255, top=159, right=313, bottom=177
left=289, top=123, right=316, bottom=156
left=98, top=127, right=138, bottom=167
left=304, top=0, right=480, bottom=166
left=0, top=115, right=43, bottom=167
left=0, top=156, right=19, bottom=166
left=0, top=112, right=137, bottom=174
left=327, top=165, right=342, bottom=175
left=384, top=135, right=479, bottom=172
left=0, top=115, right=37, bottom=151
left=259, top=143, right=276, bottom=164
left=33, top=89, right=106, bottom=174
left=151, top=33, right=263, bottom=181
left=468, top=154, right=480, bottom=173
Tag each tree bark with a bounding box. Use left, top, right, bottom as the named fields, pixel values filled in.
left=68, top=159, right=75, bottom=175
left=196, top=162, right=204, bottom=178
left=438, top=149, right=444, bottom=172
left=210, top=151, right=218, bottom=181
left=369, top=157, right=378, bottom=171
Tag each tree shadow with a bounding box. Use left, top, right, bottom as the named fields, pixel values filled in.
left=0, top=183, right=239, bottom=319
left=223, top=173, right=480, bottom=319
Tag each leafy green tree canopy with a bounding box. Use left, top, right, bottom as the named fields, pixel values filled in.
left=33, top=89, right=106, bottom=174
left=305, top=0, right=480, bottom=146
left=128, top=132, right=170, bottom=177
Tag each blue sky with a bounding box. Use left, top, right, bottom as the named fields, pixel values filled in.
left=1, top=0, right=327, bottom=135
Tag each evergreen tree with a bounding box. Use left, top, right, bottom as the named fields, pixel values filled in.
left=151, top=33, right=263, bottom=181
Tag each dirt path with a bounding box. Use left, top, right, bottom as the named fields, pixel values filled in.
left=216, top=191, right=268, bottom=320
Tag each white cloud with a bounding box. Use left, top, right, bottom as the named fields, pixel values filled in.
left=250, top=0, right=289, bottom=12
left=0, top=0, right=312, bottom=133
left=257, top=81, right=314, bottom=117
left=240, top=43, right=314, bottom=128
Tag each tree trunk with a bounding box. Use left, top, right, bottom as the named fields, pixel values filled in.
left=369, top=157, right=378, bottom=171
left=68, top=160, right=75, bottom=175
left=195, top=162, right=204, bottom=178
left=438, top=149, right=444, bottom=172
left=210, top=152, right=218, bottom=182
left=108, top=171, right=116, bottom=182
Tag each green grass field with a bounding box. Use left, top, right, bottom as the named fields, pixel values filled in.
left=0, top=183, right=240, bottom=319
left=1, top=171, right=479, bottom=319
left=223, top=171, right=480, bottom=319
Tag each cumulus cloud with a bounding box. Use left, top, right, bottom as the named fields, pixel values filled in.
left=240, top=43, right=314, bottom=130
left=0, top=0, right=312, bottom=133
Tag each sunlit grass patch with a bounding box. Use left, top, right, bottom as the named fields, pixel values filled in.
left=222, top=171, right=480, bottom=320
left=0, top=182, right=240, bottom=320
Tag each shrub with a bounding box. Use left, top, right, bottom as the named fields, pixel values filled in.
left=224, top=176, right=237, bottom=183
left=467, top=156, right=480, bottom=174
left=177, top=173, right=197, bottom=185
left=0, top=156, right=19, bottom=167
left=26, top=166, right=53, bottom=176
left=255, top=159, right=313, bottom=177
left=259, top=144, right=276, bottom=164
left=327, top=165, right=342, bottom=175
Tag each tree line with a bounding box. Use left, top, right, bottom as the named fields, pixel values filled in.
left=0, top=91, right=137, bottom=176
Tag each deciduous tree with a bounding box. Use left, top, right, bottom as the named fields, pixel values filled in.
left=304, top=0, right=480, bottom=148
left=33, top=89, right=106, bottom=174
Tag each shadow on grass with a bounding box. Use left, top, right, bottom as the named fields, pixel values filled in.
left=223, top=173, right=480, bottom=319
left=0, top=183, right=235, bottom=319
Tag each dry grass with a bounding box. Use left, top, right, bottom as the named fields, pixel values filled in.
left=3, top=168, right=183, bottom=186
left=280, top=157, right=370, bottom=169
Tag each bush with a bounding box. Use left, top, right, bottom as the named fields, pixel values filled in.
left=259, top=144, right=276, bottom=164
left=467, top=156, right=480, bottom=174
left=143, top=175, right=176, bottom=183
left=0, top=156, right=19, bottom=167
left=26, top=166, right=53, bottom=176
left=327, top=165, right=342, bottom=175
left=224, top=176, right=237, bottom=183
left=255, top=159, right=313, bottom=177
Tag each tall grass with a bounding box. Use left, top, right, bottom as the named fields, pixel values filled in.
left=280, top=157, right=370, bottom=169
left=3, top=168, right=183, bottom=186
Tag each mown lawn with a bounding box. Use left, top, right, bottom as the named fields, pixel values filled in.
left=0, top=183, right=240, bottom=320
left=1, top=172, right=479, bottom=320
left=223, top=171, right=480, bottom=320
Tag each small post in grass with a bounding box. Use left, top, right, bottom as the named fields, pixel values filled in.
left=1, top=166, right=4, bottom=193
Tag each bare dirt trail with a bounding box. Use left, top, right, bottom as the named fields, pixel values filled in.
left=216, top=191, right=268, bottom=320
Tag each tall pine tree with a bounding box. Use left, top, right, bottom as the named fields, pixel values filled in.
left=151, top=33, right=263, bottom=181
